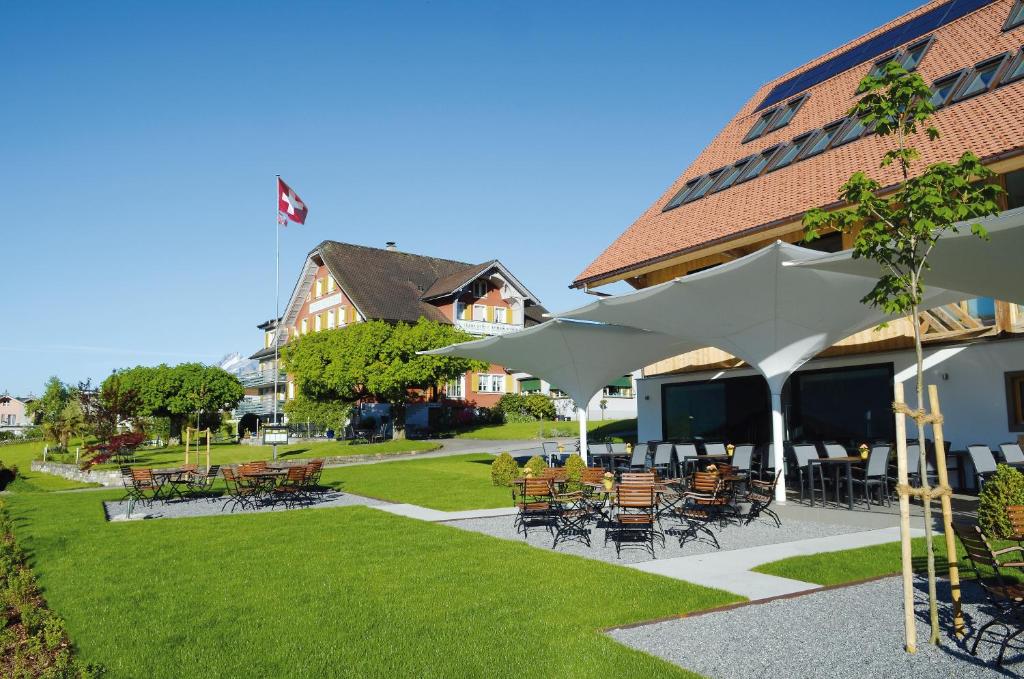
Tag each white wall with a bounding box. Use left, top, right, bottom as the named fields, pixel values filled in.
left=636, top=337, right=1024, bottom=449
left=555, top=392, right=637, bottom=421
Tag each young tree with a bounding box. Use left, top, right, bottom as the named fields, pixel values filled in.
left=28, top=377, right=79, bottom=450
left=282, top=318, right=487, bottom=436
left=77, top=376, right=141, bottom=442
left=804, top=61, right=1002, bottom=644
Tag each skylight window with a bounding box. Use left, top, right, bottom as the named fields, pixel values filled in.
left=662, top=177, right=701, bottom=212
left=1005, top=0, right=1024, bottom=31
left=929, top=70, right=967, bottom=108
left=767, top=133, right=814, bottom=172
left=832, top=117, right=871, bottom=147
left=765, top=96, right=807, bottom=133
left=735, top=146, right=781, bottom=184
left=684, top=169, right=724, bottom=202
left=900, top=37, right=933, bottom=71
left=954, top=54, right=1010, bottom=101
left=1001, top=49, right=1024, bottom=86
left=801, top=121, right=845, bottom=159
left=743, top=110, right=778, bottom=143
left=869, top=52, right=900, bottom=78
left=708, top=158, right=752, bottom=194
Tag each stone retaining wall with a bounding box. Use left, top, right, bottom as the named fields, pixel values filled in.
left=30, top=461, right=122, bottom=487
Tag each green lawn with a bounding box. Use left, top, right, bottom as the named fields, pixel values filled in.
left=754, top=535, right=969, bottom=586
left=454, top=418, right=636, bottom=441
left=322, top=453, right=510, bottom=510
left=7, top=491, right=739, bottom=678
left=0, top=439, right=98, bottom=492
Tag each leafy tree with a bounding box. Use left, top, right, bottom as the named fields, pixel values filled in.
left=282, top=318, right=487, bottom=436
left=112, top=364, right=244, bottom=443
left=283, top=396, right=350, bottom=432
left=803, top=61, right=1001, bottom=644
left=77, top=376, right=141, bottom=442
left=28, top=377, right=80, bottom=450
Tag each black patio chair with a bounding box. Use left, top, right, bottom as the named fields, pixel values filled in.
left=791, top=443, right=826, bottom=505
left=822, top=442, right=849, bottom=459
left=185, top=464, right=222, bottom=499
left=703, top=442, right=727, bottom=456
left=967, top=444, right=1000, bottom=491
left=731, top=444, right=755, bottom=478
left=953, top=522, right=1024, bottom=667
left=850, top=444, right=892, bottom=508
left=605, top=484, right=663, bottom=558
left=551, top=486, right=591, bottom=548
left=120, top=465, right=137, bottom=502
left=676, top=443, right=701, bottom=478
left=891, top=443, right=938, bottom=489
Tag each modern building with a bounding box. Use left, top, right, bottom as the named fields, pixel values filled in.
left=0, top=394, right=35, bottom=436
left=242, top=240, right=550, bottom=426
left=573, top=0, right=1024, bottom=449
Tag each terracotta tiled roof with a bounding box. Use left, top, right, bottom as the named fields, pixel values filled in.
left=574, top=0, right=1024, bottom=287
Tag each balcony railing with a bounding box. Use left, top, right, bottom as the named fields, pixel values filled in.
left=239, top=369, right=288, bottom=388
left=454, top=319, right=523, bottom=337
left=232, top=395, right=283, bottom=417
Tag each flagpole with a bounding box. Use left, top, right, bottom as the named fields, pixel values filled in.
left=273, top=174, right=281, bottom=460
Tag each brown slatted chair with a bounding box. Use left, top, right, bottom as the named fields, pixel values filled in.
left=953, top=522, right=1024, bottom=666
left=621, top=472, right=657, bottom=485
left=605, top=484, right=663, bottom=558
left=221, top=466, right=260, bottom=512
left=581, top=467, right=606, bottom=484
left=669, top=471, right=726, bottom=548
left=1007, top=505, right=1024, bottom=543
left=306, top=459, right=325, bottom=491
left=272, top=466, right=312, bottom=507
left=513, top=478, right=555, bottom=537
left=540, top=467, right=568, bottom=483
left=129, top=467, right=162, bottom=505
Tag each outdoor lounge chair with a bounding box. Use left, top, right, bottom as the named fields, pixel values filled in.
left=651, top=443, right=676, bottom=479
left=850, top=445, right=891, bottom=508
left=513, top=478, right=555, bottom=537
left=605, top=484, right=662, bottom=558
left=953, top=522, right=1024, bottom=667
left=967, top=444, right=1000, bottom=491
left=1001, top=443, right=1024, bottom=469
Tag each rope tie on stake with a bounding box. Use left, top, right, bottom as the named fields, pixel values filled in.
left=891, top=401, right=944, bottom=426
left=896, top=483, right=952, bottom=500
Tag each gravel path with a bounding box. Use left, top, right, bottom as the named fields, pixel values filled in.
left=445, top=512, right=866, bottom=565
left=610, top=577, right=1019, bottom=678
left=104, top=490, right=385, bottom=521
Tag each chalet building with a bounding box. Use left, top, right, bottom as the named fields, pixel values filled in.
left=0, top=394, right=35, bottom=436
left=238, top=240, right=547, bottom=425
left=573, top=0, right=1024, bottom=449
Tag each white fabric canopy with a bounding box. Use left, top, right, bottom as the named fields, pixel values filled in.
left=422, top=318, right=697, bottom=462
left=790, top=206, right=1024, bottom=305
left=555, top=241, right=960, bottom=501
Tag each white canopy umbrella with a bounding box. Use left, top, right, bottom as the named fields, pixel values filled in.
left=790, top=206, right=1024, bottom=305
left=555, top=241, right=961, bottom=502
left=422, top=319, right=697, bottom=463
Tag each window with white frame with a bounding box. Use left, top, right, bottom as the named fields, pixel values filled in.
left=493, top=307, right=507, bottom=324
left=327, top=275, right=336, bottom=292
left=327, top=310, right=335, bottom=328
left=314, top=314, right=323, bottom=331
left=472, top=279, right=488, bottom=298
left=315, top=279, right=324, bottom=298
left=472, top=304, right=487, bottom=322
left=477, top=374, right=504, bottom=393
left=300, top=318, right=308, bottom=335
left=446, top=377, right=464, bottom=399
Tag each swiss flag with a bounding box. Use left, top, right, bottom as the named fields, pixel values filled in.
left=277, top=177, right=308, bottom=225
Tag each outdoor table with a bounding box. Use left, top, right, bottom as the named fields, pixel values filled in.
left=151, top=467, right=194, bottom=501
left=807, top=456, right=864, bottom=510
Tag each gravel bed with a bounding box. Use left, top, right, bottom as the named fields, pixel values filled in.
left=103, top=491, right=385, bottom=521
left=445, top=512, right=865, bottom=565
left=610, top=577, right=1018, bottom=678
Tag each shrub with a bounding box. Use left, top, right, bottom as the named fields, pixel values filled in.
left=978, top=464, right=1024, bottom=539
left=502, top=411, right=535, bottom=424
left=0, top=463, right=16, bottom=492
left=490, top=453, right=520, bottom=487
left=563, top=454, right=585, bottom=492
left=524, top=455, right=547, bottom=477
left=523, top=394, right=555, bottom=421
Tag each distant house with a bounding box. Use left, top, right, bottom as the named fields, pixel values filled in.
left=241, top=240, right=548, bottom=425
left=0, top=394, right=35, bottom=436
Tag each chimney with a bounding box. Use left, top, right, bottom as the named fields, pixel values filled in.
left=385, top=241, right=397, bottom=251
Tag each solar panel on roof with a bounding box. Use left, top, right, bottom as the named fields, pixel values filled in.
left=755, top=0, right=996, bottom=111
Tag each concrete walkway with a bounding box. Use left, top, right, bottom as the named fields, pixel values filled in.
left=628, top=525, right=926, bottom=599
left=373, top=504, right=517, bottom=522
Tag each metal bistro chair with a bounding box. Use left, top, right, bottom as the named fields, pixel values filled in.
left=967, top=444, right=1000, bottom=491
left=953, top=522, right=1024, bottom=667
left=221, top=466, right=260, bottom=512
left=272, top=466, right=314, bottom=508
left=742, top=471, right=782, bottom=527
left=186, top=464, right=222, bottom=499
left=850, top=445, right=892, bottom=508
left=513, top=478, right=556, bottom=537
left=605, top=484, right=662, bottom=558
left=669, top=471, right=726, bottom=548
left=129, top=468, right=163, bottom=506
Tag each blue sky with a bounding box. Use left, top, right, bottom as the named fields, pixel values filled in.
left=1, top=0, right=921, bottom=395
